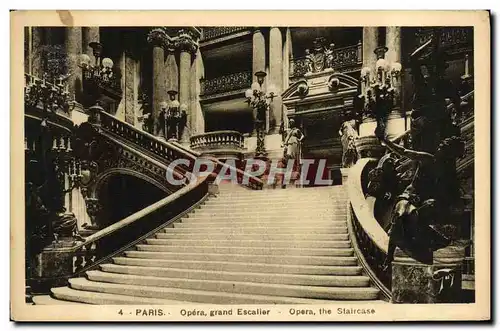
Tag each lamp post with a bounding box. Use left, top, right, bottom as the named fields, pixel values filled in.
left=78, top=42, right=116, bottom=123
left=357, top=46, right=402, bottom=137
left=245, top=71, right=277, bottom=157
left=164, top=90, right=187, bottom=141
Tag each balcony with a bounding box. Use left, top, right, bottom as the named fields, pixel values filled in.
left=289, top=43, right=362, bottom=80
left=200, top=71, right=252, bottom=99
left=190, top=130, right=245, bottom=160
left=201, top=27, right=250, bottom=43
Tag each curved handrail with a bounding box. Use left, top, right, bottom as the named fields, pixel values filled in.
left=347, top=158, right=391, bottom=300
left=348, top=159, right=390, bottom=253
left=63, top=176, right=209, bottom=253
left=190, top=130, right=243, bottom=140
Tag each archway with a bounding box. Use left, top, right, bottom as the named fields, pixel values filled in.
left=96, top=172, right=168, bottom=228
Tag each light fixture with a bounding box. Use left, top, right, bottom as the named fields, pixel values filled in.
left=244, top=71, right=277, bottom=157
left=357, top=45, right=402, bottom=136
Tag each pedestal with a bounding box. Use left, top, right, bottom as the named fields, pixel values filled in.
left=392, top=245, right=465, bottom=303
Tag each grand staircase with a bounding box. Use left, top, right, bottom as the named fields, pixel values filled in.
left=33, top=183, right=383, bottom=305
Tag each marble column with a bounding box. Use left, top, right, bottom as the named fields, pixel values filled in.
left=147, top=28, right=167, bottom=136
left=65, top=27, right=83, bottom=102
left=362, top=27, right=379, bottom=69
left=82, top=27, right=100, bottom=59
left=252, top=28, right=266, bottom=82
left=165, top=47, right=179, bottom=92
left=177, top=34, right=198, bottom=142
left=385, top=26, right=405, bottom=139
left=28, top=27, right=44, bottom=78
left=190, top=48, right=205, bottom=135
left=269, top=27, right=283, bottom=133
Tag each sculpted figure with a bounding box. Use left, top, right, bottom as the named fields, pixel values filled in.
left=339, top=119, right=358, bottom=168
left=304, top=49, right=315, bottom=73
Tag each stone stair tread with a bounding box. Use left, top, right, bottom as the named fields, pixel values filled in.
left=112, top=257, right=362, bottom=275
left=86, top=271, right=378, bottom=300
left=144, top=238, right=351, bottom=248
left=124, top=250, right=358, bottom=266
left=155, top=233, right=348, bottom=240
left=51, top=286, right=189, bottom=305
left=69, top=278, right=345, bottom=304
left=139, top=243, right=354, bottom=256
left=100, top=263, right=369, bottom=286
left=32, top=294, right=84, bottom=305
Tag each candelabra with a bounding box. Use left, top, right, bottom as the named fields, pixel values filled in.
left=51, top=135, right=83, bottom=193
left=358, top=46, right=402, bottom=136
left=245, top=71, right=277, bottom=157
left=24, top=73, right=72, bottom=114
left=79, top=42, right=115, bottom=90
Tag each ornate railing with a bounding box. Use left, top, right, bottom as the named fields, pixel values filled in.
left=99, top=110, right=194, bottom=180
left=201, top=71, right=252, bottom=96
left=98, top=111, right=263, bottom=190
left=290, top=43, right=362, bottom=78
left=169, top=139, right=263, bottom=191
left=190, top=130, right=244, bottom=151
left=347, top=158, right=392, bottom=300
left=201, top=27, right=249, bottom=41
left=54, top=175, right=211, bottom=285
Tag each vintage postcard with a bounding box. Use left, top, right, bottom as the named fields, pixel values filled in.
left=10, top=10, right=490, bottom=322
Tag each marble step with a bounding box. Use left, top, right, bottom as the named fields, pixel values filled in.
left=32, top=295, right=84, bottom=305
left=143, top=238, right=352, bottom=249
left=175, top=220, right=347, bottom=227
left=51, top=286, right=189, bottom=305
left=182, top=215, right=347, bottom=222
left=112, top=257, right=362, bottom=275
left=68, top=278, right=340, bottom=304
left=124, top=251, right=358, bottom=266
left=162, top=226, right=348, bottom=235
left=155, top=232, right=348, bottom=241
left=100, top=264, right=369, bottom=287
left=86, top=271, right=378, bottom=300
left=140, top=242, right=354, bottom=257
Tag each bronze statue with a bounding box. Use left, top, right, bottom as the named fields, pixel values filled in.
left=339, top=119, right=358, bottom=168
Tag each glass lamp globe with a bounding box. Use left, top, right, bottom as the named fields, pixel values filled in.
left=361, top=66, right=371, bottom=78
left=251, top=82, right=260, bottom=92
left=376, top=58, right=387, bottom=70
left=170, top=100, right=180, bottom=108
left=180, top=104, right=188, bottom=112
left=267, top=84, right=277, bottom=97
left=391, top=62, right=402, bottom=73
left=102, top=57, right=114, bottom=68
left=79, top=54, right=91, bottom=68
left=245, top=89, right=253, bottom=99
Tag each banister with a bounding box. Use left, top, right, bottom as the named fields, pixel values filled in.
left=348, top=158, right=389, bottom=253
left=63, top=176, right=208, bottom=253
left=347, top=158, right=391, bottom=300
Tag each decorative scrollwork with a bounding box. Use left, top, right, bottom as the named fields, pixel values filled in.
left=201, top=71, right=252, bottom=96
left=201, top=27, right=248, bottom=41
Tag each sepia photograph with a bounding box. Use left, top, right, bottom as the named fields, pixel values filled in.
left=10, top=10, right=490, bottom=322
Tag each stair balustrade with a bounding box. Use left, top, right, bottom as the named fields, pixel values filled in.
left=190, top=130, right=244, bottom=158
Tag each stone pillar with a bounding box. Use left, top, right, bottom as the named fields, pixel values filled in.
left=269, top=27, right=283, bottom=133
left=356, top=27, right=385, bottom=157
left=252, top=28, right=266, bottom=81
left=147, top=28, right=167, bottom=136
left=82, top=27, right=100, bottom=58
left=28, top=27, right=44, bottom=78
left=65, top=27, right=83, bottom=102
left=385, top=26, right=405, bottom=139
left=190, top=48, right=205, bottom=135
left=362, top=27, right=379, bottom=69
left=165, top=47, right=179, bottom=92
left=176, top=33, right=198, bottom=142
